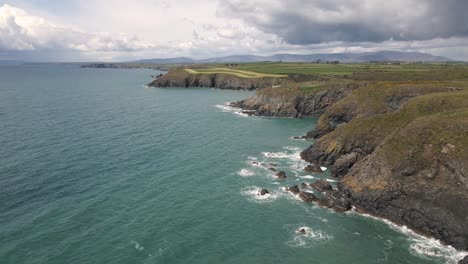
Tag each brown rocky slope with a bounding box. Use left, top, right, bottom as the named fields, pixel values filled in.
left=300, top=83, right=468, bottom=251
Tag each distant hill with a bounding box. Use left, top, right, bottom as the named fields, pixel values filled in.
left=135, top=57, right=196, bottom=64
left=130, top=51, right=452, bottom=64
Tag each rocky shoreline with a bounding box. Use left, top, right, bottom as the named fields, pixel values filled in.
left=235, top=81, right=468, bottom=256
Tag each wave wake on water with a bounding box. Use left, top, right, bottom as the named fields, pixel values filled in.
left=284, top=225, right=333, bottom=248
left=240, top=186, right=282, bottom=203
left=348, top=211, right=468, bottom=263
left=237, top=169, right=255, bottom=177
left=240, top=143, right=468, bottom=263
left=214, top=103, right=249, bottom=117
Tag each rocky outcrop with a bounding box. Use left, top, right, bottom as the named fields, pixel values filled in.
left=231, top=83, right=360, bottom=117
left=310, top=179, right=333, bottom=192
left=460, top=256, right=468, bottom=264
left=288, top=185, right=300, bottom=194
left=300, top=85, right=468, bottom=251
left=305, top=83, right=462, bottom=139
left=338, top=110, right=468, bottom=250
left=148, top=70, right=279, bottom=90
left=304, top=164, right=323, bottom=173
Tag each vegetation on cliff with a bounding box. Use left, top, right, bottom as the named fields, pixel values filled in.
left=299, top=82, right=468, bottom=250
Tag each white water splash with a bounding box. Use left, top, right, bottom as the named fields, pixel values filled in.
left=237, top=169, right=255, bottom=177
left=214, top=103, right=249, bottom=117
left=130, top=240, right=145, bottom=251
left=285, top=225, right=333, bottom=248
left=299, top=175, right=316, bottom=180
left=240, top=186, right=282, bottom=203
left=350, top=211, right=468, bottom=263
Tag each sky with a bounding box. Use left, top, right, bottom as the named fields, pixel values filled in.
left=0, top=0, right=467, bottom=62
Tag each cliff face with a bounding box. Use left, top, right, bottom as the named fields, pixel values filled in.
left=300, top=83, right=468, bottom=250
left=304, top=83, right=461, bottom=138
left=341, top=110, right=468, bottom=250
left=231, top=83, right=360, bottom=117
left=148, top=70, right=279, bottom=90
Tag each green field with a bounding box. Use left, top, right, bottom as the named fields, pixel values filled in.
left=181, top=62, right=468, bottom=82
left=183, top=67, right=287, bottom=78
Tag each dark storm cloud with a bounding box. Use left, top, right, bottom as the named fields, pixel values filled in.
left=218, top=0, right=468, bottom=44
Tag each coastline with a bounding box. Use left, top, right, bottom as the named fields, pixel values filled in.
left=149, top=65, right=468, bottom=263
left=225, top=83, right=468, bottom=260
left=223, top=99, right=468, bottom=264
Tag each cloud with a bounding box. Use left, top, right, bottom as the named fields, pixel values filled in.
left=1, top=1, right=467, bottom=61
left=218, top=0, right=468, bottom=44
left=0, top=4, right=152, bottom=52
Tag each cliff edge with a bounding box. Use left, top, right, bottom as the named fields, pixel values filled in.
left=300, top=82, right=468, bottom=250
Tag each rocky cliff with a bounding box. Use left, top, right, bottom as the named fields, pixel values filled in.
left=231, top=83, right=360, bottom=117
left=300, top=82, right=468, bottom=250
left=148, top=69, right=279, bottom=90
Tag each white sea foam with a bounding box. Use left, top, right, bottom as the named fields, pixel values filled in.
left=240, top=186, right=281, bottom=203
left=325, top=178, right=338, bottom=183
left=289, top=136, right=306, bottom=141
left=319, top=217, right=329, bottom=223
left=299, top=175, right=316, bottom=180
left=237, top=169, right=255, bottom=177
left=282, top=146, right=301, bottom=151
left=262, top=151, right=291, bottom=159
left=352, top=211, right=468, bottom=263
left=262, top=149, right=308, bottom=173
left=285, top=225, right=333, bottom=248
left=280, top=187, right=304, bottom=202
left=320, top=166, right=328, bottom=171
left=214, top=103, right=249, bottom=117
left=130, top=240, right=145, bottom=251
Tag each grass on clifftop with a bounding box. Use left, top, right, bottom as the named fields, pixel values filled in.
left=180, top=62, right=468, bottom=83
left=183, top=68, right=287, bottom=78
left=316, top=83, right=468, bottom=172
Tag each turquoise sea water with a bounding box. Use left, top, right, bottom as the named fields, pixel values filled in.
left=0, top=64, right=465, bottom=264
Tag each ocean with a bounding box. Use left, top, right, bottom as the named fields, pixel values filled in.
left=0, top=64, right=465, bottom=263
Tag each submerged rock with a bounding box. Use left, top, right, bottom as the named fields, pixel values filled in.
left=259, top=189, right=270, bottom=196
left=305, top=164, right=323, bottom=173
left=276, top=171, right=287, bottom=180
left=299, top=191, right=318, bottom=203
left=298, top=228, right=307, bottom=235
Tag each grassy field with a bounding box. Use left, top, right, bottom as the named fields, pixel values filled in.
left=183, top=67, right=287, bottom=78
left=180, top=62, right=468, bottom=82
left=148, top=61, right=468, bottom=94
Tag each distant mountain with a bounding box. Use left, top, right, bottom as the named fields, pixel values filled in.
left=134, top=57, right=196, bottom=64
left=130, top=51, right=452, bottom=64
